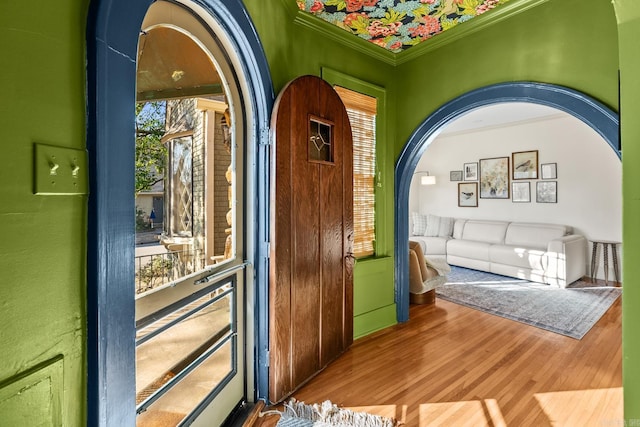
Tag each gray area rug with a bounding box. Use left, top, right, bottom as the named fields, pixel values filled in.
left=436, top=266, right=621, bottom=339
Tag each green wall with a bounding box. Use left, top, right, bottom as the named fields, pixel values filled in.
left=0, top=0, right=89, bottom=425
left=1, top=0, right=639, bottom=423
left=394, top=0, right=619, bottom=156
left=615, top=0, right=640, bottom=420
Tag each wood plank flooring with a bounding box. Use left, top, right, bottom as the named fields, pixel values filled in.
left=254, top=289, right=622, bottom=426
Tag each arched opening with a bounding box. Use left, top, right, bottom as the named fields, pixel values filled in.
left=86, top=0, right=273, bottom=424
left=394, top=82, right=620, bottom=322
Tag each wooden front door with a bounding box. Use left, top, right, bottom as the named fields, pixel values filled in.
left=269, top=75, right=354, bottom=403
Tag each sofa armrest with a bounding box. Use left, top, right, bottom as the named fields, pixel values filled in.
left=546, top=235, right=587, bottom=287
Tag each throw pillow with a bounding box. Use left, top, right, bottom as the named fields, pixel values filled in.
left=411, top=212, right=428, bottom=236
left=453, top=219, right=466, bottom=239
left=424, top=214, right=441, bottom=237
left=438, top=216, right=454, bottom=237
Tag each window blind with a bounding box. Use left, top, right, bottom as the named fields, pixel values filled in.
left=334, top=86, right=377, bottom=258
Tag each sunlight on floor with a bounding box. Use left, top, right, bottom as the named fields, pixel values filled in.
left=348, top=405, right=406, bottom=422
left=308, top=388, right=622, bottom=427
left=418, top=399, right=506, bottom=427
left=535, top=387, right=623, bottom=426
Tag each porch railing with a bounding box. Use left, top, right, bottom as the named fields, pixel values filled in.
left=135, top=249, right=205, bottom=294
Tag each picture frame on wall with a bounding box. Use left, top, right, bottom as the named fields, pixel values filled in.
left=458, top=182, right=478, bottom=207
left=512, top=150, right=538, bottom=180
left=479, top=157, right=509, bottom=199
left=464, top=162, right=478, bottom=181
left=541, top=162, right=557, bottom=179
left=450, top=170, right=463, bottom=181
left=512, top=182, right=531, bottom=203
left=536, top=181, right=557, bottom=203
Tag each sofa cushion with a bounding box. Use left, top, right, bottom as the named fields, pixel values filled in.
left=504, top=222, right=571, bottom=250
left=447, top=239, right=491, bottom=262
left=425, top=214, right=441, bottom=237
left=489, top=244, right=547, bottom=271
left=460, top=220, right=509, bottom=245
left=411, top=212, right=428, bottom=235
left=410, top=236, right=448, bottom=256
left=452, top=219, right=466, bottom=240
left=438, top=216, right=454, bottom=238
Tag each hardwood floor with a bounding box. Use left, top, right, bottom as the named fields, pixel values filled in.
left=254, top=290, right=622, bottom=427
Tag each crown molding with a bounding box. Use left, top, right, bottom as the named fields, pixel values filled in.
left=293, top=11, right=397, bottom=66
left=287, top=0, right=549, bottom=67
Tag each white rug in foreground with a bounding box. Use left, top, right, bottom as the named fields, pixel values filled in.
left=263, top=399, right=399, bottom=427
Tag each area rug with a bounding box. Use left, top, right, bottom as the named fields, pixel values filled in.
left=436, top=266, right=622, bottom=339
left=265, top=399, right=399, bottom=427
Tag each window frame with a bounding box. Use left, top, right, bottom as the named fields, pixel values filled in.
left=321, top=68, right=389, bottom=260
left=165, top=134, right=195, bottom=238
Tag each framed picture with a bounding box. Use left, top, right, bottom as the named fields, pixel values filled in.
left=458, top=182, right=478, bottom=207
left=536, top=181, right=557, bottom=203
left=463, top=162, right=478, bottom=181
left=541, top=163, right=557, bottom=179
left=450, top=170, right=463, bottom=181
left=479, top=157, right=509, bottom=199
left=512, top=182, right=531, bottom=203
left=512, top=150, right=538, bottom=180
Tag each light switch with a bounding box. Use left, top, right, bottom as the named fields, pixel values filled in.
left=34, top=143, right=88, bottom=195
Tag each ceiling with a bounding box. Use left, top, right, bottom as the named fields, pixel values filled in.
left=440, top=103, right=565, bottom=135
left=296, top=0, right=512, bottom=52
left=137, top=27, right=224, bottom=101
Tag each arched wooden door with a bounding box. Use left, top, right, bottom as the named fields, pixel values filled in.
left=269, top=75, right=354, bottom=403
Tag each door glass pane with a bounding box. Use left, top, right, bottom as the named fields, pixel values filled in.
left=134, top=2, right=246, bottom=424
left=135, top=281, right=235, bottom=425
left=135, top=97, right=235, bottom=295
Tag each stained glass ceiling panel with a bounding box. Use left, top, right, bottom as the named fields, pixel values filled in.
left=296, top=0, right=511, bottom=52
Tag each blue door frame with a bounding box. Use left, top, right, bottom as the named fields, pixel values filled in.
left=86, top=0, right=274, bottom=423
left=394, top=82, right=620, bottom=322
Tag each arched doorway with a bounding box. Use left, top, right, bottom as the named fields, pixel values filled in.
left=394, top=82, right=620, bottom=322
left=86, top=0, right=273, bottom=424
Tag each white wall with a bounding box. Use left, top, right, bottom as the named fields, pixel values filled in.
left=410, top=112, right=622, bottom=281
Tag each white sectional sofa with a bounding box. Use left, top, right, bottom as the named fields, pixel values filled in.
left=410, top=216, right=587, bottom=288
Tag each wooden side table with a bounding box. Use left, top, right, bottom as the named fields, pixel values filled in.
left=590, top=240, right=621, bottom=285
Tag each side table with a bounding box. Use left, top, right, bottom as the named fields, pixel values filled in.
left=590, top=240, right=621, bottom=285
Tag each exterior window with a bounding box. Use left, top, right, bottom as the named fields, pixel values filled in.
left=334, top=87, right=377, bottom=258
left=167, top=136, right=193, bottom=237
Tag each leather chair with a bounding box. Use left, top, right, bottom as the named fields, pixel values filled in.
left=409, top=240, right=445, bottom=305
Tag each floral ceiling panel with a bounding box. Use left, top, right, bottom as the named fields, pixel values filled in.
left=296, top=0, right=511, bottom=52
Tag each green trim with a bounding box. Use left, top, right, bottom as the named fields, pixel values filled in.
left=396, top=0, right=551, bottom=64
left=321, top=68, right=390, bottom=256
left=353, top=304, right=397, bottom=339
left=295, top=12, right=397, bottom=66
left=292, top=0, right=549, bottom=66
left=0, top=355, right=64, bottom=426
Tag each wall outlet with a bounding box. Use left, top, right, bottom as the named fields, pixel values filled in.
left=34, top=143, right=88, bottom=195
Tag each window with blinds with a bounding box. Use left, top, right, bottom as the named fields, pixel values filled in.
left=334, top=86, right=377, bottom=258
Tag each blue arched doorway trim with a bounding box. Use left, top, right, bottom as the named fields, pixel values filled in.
left=394, top=82, right=620, bottom=323
left=86, top=0, right=274, bottom=424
